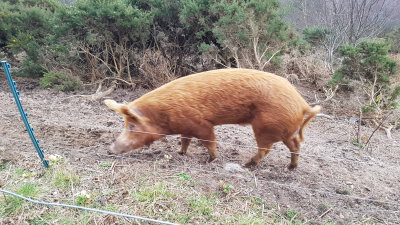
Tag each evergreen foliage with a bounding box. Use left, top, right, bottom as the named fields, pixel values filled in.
left=331, top=41, right=398, bottom=112
left=39, top=71, right=82, bottom=91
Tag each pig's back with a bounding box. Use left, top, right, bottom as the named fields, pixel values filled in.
left=133, top=69, right=310, bottom=126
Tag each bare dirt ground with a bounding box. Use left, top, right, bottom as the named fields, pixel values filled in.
left=0, top=78, right=399, bottom=224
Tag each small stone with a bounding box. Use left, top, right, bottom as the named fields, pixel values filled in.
left=349, top=117, right=357, bottom=124
left=224, top=163, right=245, bottom=172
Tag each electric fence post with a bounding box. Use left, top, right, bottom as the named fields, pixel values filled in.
left=1, top=61, right=49, bottom=168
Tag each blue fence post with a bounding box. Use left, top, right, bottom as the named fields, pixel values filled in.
left=1, top=61, right=49, bottom=168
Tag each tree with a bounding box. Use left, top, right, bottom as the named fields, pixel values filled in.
left=333, top=41, right=397, bottom=111
left=181, top=0, right=292, bottom=70
left=282, top=0, right=397, bottom=71
left=55, top=0, right=153, bottom=82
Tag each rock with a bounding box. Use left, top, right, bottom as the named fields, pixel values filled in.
left=224, top=163, right=245, bottom=172
left=349, top=116, right=357, bottom=124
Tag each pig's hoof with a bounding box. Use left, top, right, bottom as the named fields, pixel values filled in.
left=178, top=151, right=186, bottom=155
left=287, top=164, right=297, bottom=170
left=207, top=157, right=217, bottom=164
left=107, top=150, right=115, bottom=155
left=244, top=160, right=258, bottom=168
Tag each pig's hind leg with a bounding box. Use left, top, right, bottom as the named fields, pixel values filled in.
left=283, top=135, right=301, bottom=170
left=244, top=142, right=273, bottom=167
left=192, top=125, right=218, bottom=163
left=245, top=120, right=278, bottom=167
left=179, top=135, right=192, bottom=155
left=202, top=132, right=217, bottom=163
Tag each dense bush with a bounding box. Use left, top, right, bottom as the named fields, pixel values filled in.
left=0, top=0, right=58, bottom=77
left=302, top=27, right=330, bottom=46
left=385, top=27, right=400, bottom=53
left=334, top=41, right=396, bottom=83
left=180, top=0, right=292, bottom=69
left=331, top=41, right=398, bottom=112
left=1, top=0, right=302, bottom=86
left=39, top=71, right=82, bottom=91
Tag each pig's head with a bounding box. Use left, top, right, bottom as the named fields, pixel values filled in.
left=104, top=99, right=160, bottom=154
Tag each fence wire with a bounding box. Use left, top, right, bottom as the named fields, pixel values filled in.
left=0, top=189, right=178, bottom=225
left=3, top=113, right=399, bottom=170
left=1, top=135, right=400, bottom=209
left=1, top=104, right=400, bottom=223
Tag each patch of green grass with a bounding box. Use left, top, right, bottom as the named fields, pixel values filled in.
left=351, top=138, right=366, bottom=148
left=76, top=195, right=90, bottom=206
left=57, top=217, right=73, bottom=224
left=29, top=217, right=47, bottom=225
left=233, top=214, right=265, bottom=224
left=57, top=214, right=91, bottom=225
left=53, top=170, right=80, bottom=190
left=324, top=222, right=344, bottom=225
left=16, top=168, right=25, bottom=176
left=17, top=182, right=39, bottom=197
left=0, top=159, right=9, bottom=171
left=188, top=195, right=216, bottom=219
left=105, top=204, right=117, bottom=211
left=178, top=172, right=192, bottom=181
left=99, top=162, right=113, bottom=167
left=285, top=209, right=305, bottom=225
left=1, top=196, right=24, bottom=215
left=30, top=213, right=58, bottom=224
left=0, top=182, right=40, bottom=215
left=219, top=181, right=233, bottom=194
left=132, top=183, right=174, bottom=203
left=286, top=209, right=297, bottom=220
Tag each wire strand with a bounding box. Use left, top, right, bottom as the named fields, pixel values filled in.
left=28, top=117, right=400, bottom=169
left=2, top=109, right=398, bottom=169
left=1, top=136, right=400, bottom=208
left=0, top=189, right=178, bottom=225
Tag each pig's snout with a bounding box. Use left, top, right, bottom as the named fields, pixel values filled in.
left=107, top=143, right=116, bottom=155
left=107, top=135, right=134, bottom=154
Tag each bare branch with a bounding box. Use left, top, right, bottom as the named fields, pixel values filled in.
left=365, top=111, right=394, bottom=148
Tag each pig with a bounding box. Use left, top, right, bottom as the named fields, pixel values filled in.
left=104, top=68, right=321, bottom=169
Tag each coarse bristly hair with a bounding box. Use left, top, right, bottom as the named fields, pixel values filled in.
left=105, top=68, right=321, bottom=169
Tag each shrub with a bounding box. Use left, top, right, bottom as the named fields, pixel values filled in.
left=57, top=0, right=153, bottom=45
left=385, top=27, right=400, bottom=53
left=302, top=27, right=330, bottom=46
left=39, top=71, right=82, bottom=91
left=0, top=0, right=59, bottom=78
left=331, top=40, right=398, bottom=112
left=180, top=0, right=292, bottom=69
left=16, top=58, right=47, bottom=78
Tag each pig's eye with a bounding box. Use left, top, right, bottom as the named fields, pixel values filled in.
left=127, top=123, right=136, bottom=131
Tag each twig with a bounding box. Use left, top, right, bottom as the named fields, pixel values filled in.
left=79, top=46, right=114, bottom=76
left=365, top=111, right=394, bottom=149
left=95, top=77, right=138, bottom=87
left=316, top=113, right=333, bottom=119
left=64, top=81, right=118, bottom=101
left=357, top=108, right=362, bottom=144
left=318, top=207, right=332, bottom=218
left=110, top=161, right=116, bottom=180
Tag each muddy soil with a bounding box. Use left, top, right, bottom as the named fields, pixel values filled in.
left=0, top=78, right=399, bottom=224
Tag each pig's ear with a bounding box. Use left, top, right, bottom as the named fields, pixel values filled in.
left=104, top=99, right=128, bottom=115
left=104, top=99, right=143, bottom=122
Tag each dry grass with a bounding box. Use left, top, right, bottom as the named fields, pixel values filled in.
left=1, top=77, right=399, bottom=224
left=0, top=156, right=301, bottom=225
left=138, top=49, right=178, bottom=89
left=281, top=50, right=332, bottom=87
left=390, top=53, right=400, bottom=87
